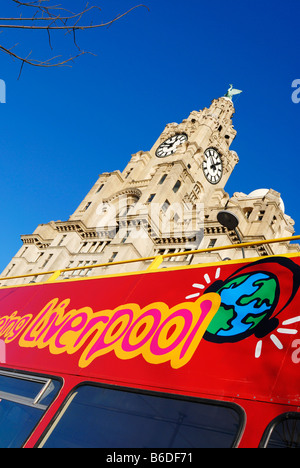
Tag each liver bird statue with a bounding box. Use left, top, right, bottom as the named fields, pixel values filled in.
left=224, top=84, right=243, bottom=101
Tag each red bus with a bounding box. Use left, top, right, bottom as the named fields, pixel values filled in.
left=0, top=248, right=299, bottom=449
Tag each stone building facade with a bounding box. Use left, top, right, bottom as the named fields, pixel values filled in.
left=1, top=95, right=299, bottom=284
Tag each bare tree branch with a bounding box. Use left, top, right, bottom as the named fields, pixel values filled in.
left=0, top=1, right=149, bottom=78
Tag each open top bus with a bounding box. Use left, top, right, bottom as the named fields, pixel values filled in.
left=0, top=238, right=299, bottom=448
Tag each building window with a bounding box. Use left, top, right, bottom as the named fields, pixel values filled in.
left=58, top=235, right=67, bottom=246
left=79, top=242, right=88, bottom=252
left=21, top=247, right=28, bottom=257
left=88, top=242, right=98, bottom=253
left=96, top=241, right=107, bottom=253
left=172, top=180, right=181, bottom=193
left=121, top=231, right=130, bottom=244
left=84, top=202, right=92, bottom=211
left=147, top=194, right=156, bottom=203
left=243, top=208, right=253, bottom=219
left=159, top=174, right=167, bottom=184
left=74, top=261, right=84, bottom=275
left=36, top=252, right=44, bottom=262
left=167, top=248, right=176, bottom=261
left=108, top=252, right=118, bottom=263
left=62, top=261, right=74, bottom=277
left=96, top=184, right=104, bottom=193
left=173, top=212, right=180, bottom=223
left=257, top=210, right=265, bottom=221
left=161, top=199, right=170, bottom=213
left=85, top=261, right=97, bottom=276
left=5, top=263, right=16, bottom=277
left=78, top=261, right=89, bottom=276
left=125, top=168, right=133, bottom=179
left=42, top=254, right=53, bottom=269
left=119, top=205, right=129, bottom=217
left=208, top=239, right=217, bottom=248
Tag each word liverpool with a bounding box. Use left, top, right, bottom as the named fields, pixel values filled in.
left=0, top=293, right=220, bottom=369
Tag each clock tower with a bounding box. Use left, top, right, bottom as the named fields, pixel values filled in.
left=118, top=95, right=239, bottom=194
left=1, top=93, right=299, bottom=284
left=151, top=95, right=239, bottom=191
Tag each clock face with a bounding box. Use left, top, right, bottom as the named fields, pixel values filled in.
left=156, top=133, right=188, bottom=158
left=202, top=148, right=223, bottom=184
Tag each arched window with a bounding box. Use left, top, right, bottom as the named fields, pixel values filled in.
left=243, top=207, right=253, bottom=219
left=118, top=194, right=139, bottom=217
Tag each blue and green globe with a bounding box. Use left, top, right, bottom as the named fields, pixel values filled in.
left=205, top=272, right=279, bottom=343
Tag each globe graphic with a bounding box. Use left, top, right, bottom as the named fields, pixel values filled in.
left=205, top=272, right=279, bottom=343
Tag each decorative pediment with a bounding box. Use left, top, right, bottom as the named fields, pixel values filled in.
left=103, top=188, right=142, bottom=204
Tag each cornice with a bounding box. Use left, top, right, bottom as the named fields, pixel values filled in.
left=56, top=220, right=99, bottom=239
left=21, top=234, right=52, bottom=249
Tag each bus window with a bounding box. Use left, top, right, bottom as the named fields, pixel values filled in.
left=0, top=370, right=61, bottom=448
left=38, top=384, right=244, bottom=448
left=260, top=413, right=300, bottom=448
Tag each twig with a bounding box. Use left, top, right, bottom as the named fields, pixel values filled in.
left=0, top=5, right=149, bottom=30
left=0, top=2, right=149, bottom=77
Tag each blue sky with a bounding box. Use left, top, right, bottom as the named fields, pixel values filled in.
left=0, top=0, right=299, bottom=271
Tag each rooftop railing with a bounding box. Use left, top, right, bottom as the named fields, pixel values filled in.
left=1, top=235, right=300, bottom=286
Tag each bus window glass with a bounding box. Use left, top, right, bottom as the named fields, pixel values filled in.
left=39, top=384, right=243, bottom=448
left=262, top=414, right=300, bottom=448
left=0, top=371, right=61, bottom=448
